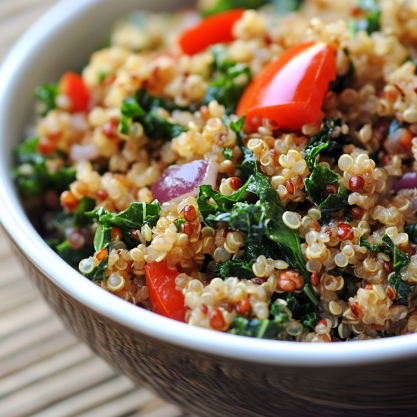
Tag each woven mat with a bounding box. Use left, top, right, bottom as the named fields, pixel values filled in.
left=0, top=1, right=187, bottom=416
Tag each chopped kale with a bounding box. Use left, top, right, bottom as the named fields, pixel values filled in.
left=230, top=115, right=246, bottom=133
left=215, top=240, right=278, bottom=279
left=14, top=137, right=76, bottom=195
left=229, top=300, right=291, bottom=339
left=222, top=147, right=233, bottom=160
left=198, top=157, right=318, bottom=304
left=349, top=0, right=381, bottom=36
left=89, top=201, right=161, bottom=251
left=204, top=60, right=251, bottom=115
left=119, top=97, right=145, bottom=135
left=303, top=118, right=350, bottom=170
left=197, top=182, right=251, bottom=227
left=358, top=234, right=413, bottom=305
left=330, top=53, right=355, bottom=93
left=405, top=222, right=417, bottom=244
left=359, top=235, right=381, bottom=253
left=35, top=83, right=58, bottom=116
left=201, top=0, right=268, bottom=16
left=174, top=218, right=186, bottom=233
left=328, top=269, right=357, bottom=302
left=84, top=257, right=109, bottom=282
left=284, top=292, right=318, bottom=332
left=119, top=88, right=188, bottom=141
left=376, top=330, right=395, bottom=338
left=304, top=163, right=350, bottom=223
left=56, top=240, right=94, bottom=268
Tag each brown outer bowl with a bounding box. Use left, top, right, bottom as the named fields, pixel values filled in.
left=1, top=1, right=417, bottom=416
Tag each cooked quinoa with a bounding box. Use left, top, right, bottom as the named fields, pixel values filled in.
left=15, top=0, right=417, bottom=342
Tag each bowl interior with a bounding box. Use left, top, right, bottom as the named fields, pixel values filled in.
left=1, top=0, right=417, bottom=368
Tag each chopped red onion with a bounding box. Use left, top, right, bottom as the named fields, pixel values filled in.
left=151, top=159, right=219, bottom=204
left=70, top=142, right=99, bottom=161
left=393, top=173, right=417, bottom=193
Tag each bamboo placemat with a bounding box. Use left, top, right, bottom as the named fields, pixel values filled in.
left=0, top=1, right=188, bottom=416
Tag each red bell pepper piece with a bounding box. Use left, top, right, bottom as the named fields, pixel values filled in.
left=237, top=41, right=337, bottom=131
left=145, top=260, right=186, bottom=322
left=60, top=71, right=90, bottom=113
left=178, top=9, right=244, bottom=56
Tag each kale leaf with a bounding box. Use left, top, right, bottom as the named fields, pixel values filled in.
left=222, top=147, right=233, bottom=160
left=201, top=0, right=268, bottom=16
left=204, top=60, right=251, bottom=115
left=303, top=118, right=350, bottom=170
left=304, top=163, right=350, bottom=223
left=359, top=235, right=382, bottom=253
left=328, top=269, right=357, bottom=302
left=84, top=257, right=109, bottom=282
left=89, top=201, right=161, bottom=251
left=56, top=240, right=94, bottom=268
left=215, top=240, right=278, bottom=279
left=14, top=137, right=76, bottom=195
left=284, top=292, right=318, bottom=332
left=197, top=182, right=251, bottom=227
left=405, top=222, right=417, bottom=244
left=198, top=157, right=318, bottom=304
left=119, top=88, right=188, bottom=141
left=35, top=83, right=58, bottom=116
left=349, top=0, right=381, bottom=36
left=359, top=234, right=414, bottom=305
left=229, top=300, right=292, bottom=339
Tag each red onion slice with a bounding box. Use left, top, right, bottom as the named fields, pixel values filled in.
left=151, top=159, right=219, bottom=204
left=393, top=173, right=417, bottom=193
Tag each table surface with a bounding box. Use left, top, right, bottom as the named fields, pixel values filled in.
left=0, top=1, right=189, bottom=416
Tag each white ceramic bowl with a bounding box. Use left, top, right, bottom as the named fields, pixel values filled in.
left=1, top=1, right=417, bottom=415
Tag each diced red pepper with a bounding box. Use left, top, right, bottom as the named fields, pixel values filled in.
left=60, top=71, right=90, bottom=113
left=178, top=9, right=244, bottom=56
left=145, top=261, right=186, bottom=322
left=237, top=41, right=337, bottom=131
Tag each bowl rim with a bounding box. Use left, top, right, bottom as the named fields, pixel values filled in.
left=1, top=0, right=417, bottom=368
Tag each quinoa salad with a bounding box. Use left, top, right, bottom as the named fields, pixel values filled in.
left=14, top=0, right=417, bottom=342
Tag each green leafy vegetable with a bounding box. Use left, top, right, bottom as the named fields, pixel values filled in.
left=198, top=157, right=318, bottom=304
left=89, top=201, right=161, bottom=251
left=328, top=269, right=357, bottom=302
left=35, top=83, right=58, bottom=116
left=359, top=235, right=381, bottom=253
left=349, top=0, right=381, bottom=36
left=119, top=97, right=145, bottom=134
left=330, top=53, right=355, bottom=93
left=84, top=257, right=109, bottom=282
left=361, top=234, right=414, bottom=305
left=304, top=163, right=350, bottom=223
left=222, top=147, right=233, bottom=160
left=204, top=61, right=251, bottom=115
left=56, top=240, right=94, bottom=268
left=284, top=292, right=318, bottom=332
left=230, top=115, right=246, bottom=133
left=229, top=300, right=291, bottom=339
left=405, top=222, right=417, bottom=244
left=14, top=137, right=76, bottom=195
left=118, top=88, right=188, bottom=141
left=215, top=240, right=278, bottom=278
left=201, top=0, right=268, bottom=16
left=174, top=218, right=186, bottom=233
left=303, top=118, right=350, bottom=170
